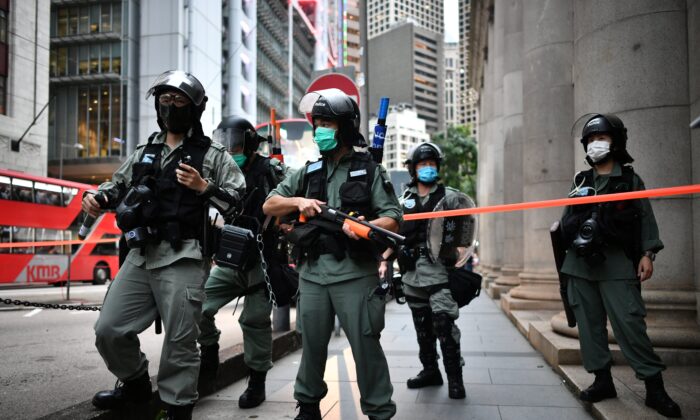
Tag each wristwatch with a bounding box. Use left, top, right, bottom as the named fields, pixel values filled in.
left=643, top=250, right=656, bottom=261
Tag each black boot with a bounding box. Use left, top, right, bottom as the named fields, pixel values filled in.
left=407, top=307, right=443, bottom=389
left=433, top=312, right=466, bottom=399
left=239, top=368, right=267, bottom=408
left=294, top=401, right=322, bottom=420
left=644, top=372, right=682, bottom=418
left=166, top=403, right=195, bottom=420
left=198, top=343, right=219, bottom=395
left=579, top=367, right=617, bottom=403
left=92, top=371, right=152, bottom=410
left=407, top=366, right=444, bottom=389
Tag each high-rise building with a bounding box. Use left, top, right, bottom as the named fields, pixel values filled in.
left=0, top=0, right=51, bottom=175
left=367, top=0, right=444, bottom=39
left=368, top=22, right=443, bottom=134
left=369, top=102, right=429, bottom=172
left=222, top=0, right=257, bottom=123
left=444, top=41, right=460, bottom=130
left=48, top=0, right=223, bottom=183
left=459, top=0, right=477, bottom=137
left=256, top=0, right=316, bottom=123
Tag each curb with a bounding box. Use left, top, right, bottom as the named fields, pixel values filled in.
left=37, top=329, right=302, bottom=420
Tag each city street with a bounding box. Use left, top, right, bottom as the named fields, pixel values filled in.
left=0, top=285, right=256, bottom=420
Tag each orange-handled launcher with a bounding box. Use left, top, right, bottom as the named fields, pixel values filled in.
left=300, top=205, right=405, bottom=248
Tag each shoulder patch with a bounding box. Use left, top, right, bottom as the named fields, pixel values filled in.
left=403, top=198, right=416, bottom=209
left=307, top=160, right=323, bottom=174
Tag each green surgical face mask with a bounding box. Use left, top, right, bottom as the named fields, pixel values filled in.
left=314, top=127, right=338, bottom=152
left=232, top=153, right=247, bottom=168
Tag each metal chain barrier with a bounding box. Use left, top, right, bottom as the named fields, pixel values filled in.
left=256, top=233, right=278, bottom=309
left=1, top=298, right=101, bottom=311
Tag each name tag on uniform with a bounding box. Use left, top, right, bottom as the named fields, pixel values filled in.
left=307, top=161, right=323, bottom=173
left=350, top=169, right=367, bottom=178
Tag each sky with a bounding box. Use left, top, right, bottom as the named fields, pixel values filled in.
left=445, top=0, right=459, bottom=42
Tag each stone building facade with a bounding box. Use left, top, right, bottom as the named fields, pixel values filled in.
left=469, top=0, right=700, bottom=352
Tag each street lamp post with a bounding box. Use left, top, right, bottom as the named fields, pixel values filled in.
left=58, top=142, right=84, bottom=180
left=57, top=142, right=83, bottom=300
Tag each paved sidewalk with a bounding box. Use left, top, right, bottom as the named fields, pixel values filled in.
left=195, top=293, right=591, bottom=419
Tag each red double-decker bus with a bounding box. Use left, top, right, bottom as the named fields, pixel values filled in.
left=0, top=169, right=120, bottom=285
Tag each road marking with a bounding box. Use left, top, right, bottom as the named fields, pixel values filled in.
left=24, top=308, right=43, bottom=317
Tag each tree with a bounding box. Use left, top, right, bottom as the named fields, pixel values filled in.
left=431, top=124, right=478, bottom=201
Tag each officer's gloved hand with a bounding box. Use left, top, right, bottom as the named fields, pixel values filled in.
left=454, top=247, right=469, bottom=268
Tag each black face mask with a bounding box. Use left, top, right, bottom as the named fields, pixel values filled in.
left=159, top=103, right=193, bottom=134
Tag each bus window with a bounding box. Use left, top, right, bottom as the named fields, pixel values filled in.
left=63, top=230, right=73, bottom=255
left=91, top=233, right=120, bottom=255
left=34, top=182, right=63, bottom=206
left=12, top=178, right=34, bottom=203
left=63, top=187, right=79, bottom=206
left=0, top=225, right=11, bottom=254
left=12, top=227, right=34, bottom=254
left=0, top=176, right=11, bottom=200
left=36, top=228, right=62, bottom=254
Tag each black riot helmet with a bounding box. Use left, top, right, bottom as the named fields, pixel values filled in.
left=578, top=113, right=633, bottom=164
left=298, top=88, right=365, bottom=147
left=212, top=116, right=265, bottom=158
left=405, top=142, right=443, bottom=178
left=145, top=70, right=208, bottom=135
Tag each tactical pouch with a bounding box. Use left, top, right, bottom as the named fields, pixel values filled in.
left=447, top=268, right=482, bottom=307
left=339, top=181, right=370, bottom=208
left=265, top=262, right=299, bottom=307
left=397, top=247, right=417, bottom=274
left=286, top=223, right=321, bottom=247
left=215, top=225, right=256, bottom=270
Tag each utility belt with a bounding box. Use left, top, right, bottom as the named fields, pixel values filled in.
left=397, top=245, right=429, bottom=274
left=287, top=220, right=375, bottom=264
left=123, top=221, right=202, bottom=251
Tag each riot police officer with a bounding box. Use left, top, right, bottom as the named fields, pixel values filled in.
left=263, top=88, right=400, bottom=420
left=197, top=116, right=287, bottom=408
left=559, top=114, right=681, bottom=418
left=83, top=70, right=245, bottom=419
left=380, top=142, right=468, bottom=399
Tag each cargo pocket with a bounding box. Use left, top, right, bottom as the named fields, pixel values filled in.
left=172, top=286, right=205, bottom=342
left=567, top=277, right=580, bottom=309
left=626, top=280, right=647, bottom=319
left=295, top=291, right=302, bottom=335
left=362, top=287, right=386, bottom=336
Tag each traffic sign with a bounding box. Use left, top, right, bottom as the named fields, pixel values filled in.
left=304, top=72, right=360, bottom=124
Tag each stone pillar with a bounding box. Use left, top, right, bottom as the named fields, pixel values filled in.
left=552, top=0, right=700, bottom=348
left=480, top=0, right=506, bottom=286
left=502, top=0, right=574, bottom=313
left=488, top=0, right=524, bottom=298
left=689, top=0, right=700, bottom=326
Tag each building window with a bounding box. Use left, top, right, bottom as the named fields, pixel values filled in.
left=0, top=4, right=7, bottom=115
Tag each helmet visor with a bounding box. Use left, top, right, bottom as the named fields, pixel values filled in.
left=212, top=127, right=249, bottom=153
left=145, top=70, right=206, bottom=106
left=298, top=88, right=356, bottom=117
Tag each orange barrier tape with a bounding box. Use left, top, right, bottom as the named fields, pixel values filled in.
left=0, top=238, right=119, bottom=249
left=403, top=184, right=700, bottom=221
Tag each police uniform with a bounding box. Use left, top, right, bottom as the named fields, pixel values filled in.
left=561, top=162, right=665, bottom=378
left=268, top=151, right=400, bottom=420
left=93, top=131, right=244, bottom=406
left=399, top=183, right=465, bottom=397
left=198, top=155, right=286, bottom=379
left=91, top=71, right=245, bottom=418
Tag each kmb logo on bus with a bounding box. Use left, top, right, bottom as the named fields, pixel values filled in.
left=27, top=265, right=61, bottom=282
